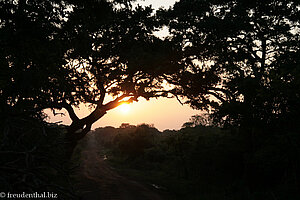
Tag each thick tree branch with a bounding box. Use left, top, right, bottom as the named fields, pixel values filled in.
left=71, top=124, right=92, bottom=142
left=104, top=94, right=136, bottom=111
left=94, top=82, right=106, bottom=107
left=66, top=93, right=135, bottom=143
left=62, top=101, right=79, bottom=122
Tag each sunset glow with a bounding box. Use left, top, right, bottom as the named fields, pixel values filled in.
left=118, top=103, right=131, bottom=114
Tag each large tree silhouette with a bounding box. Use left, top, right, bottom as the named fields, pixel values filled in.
left=0, top=0, right=184, bottom=156
left=62, top=1, right=185, bottom=155
left=162, top=0, right=300, bottom=130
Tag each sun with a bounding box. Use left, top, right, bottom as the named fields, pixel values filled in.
left=118, top=103, right=131, bottom=114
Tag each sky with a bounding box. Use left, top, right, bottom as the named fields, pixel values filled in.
left=47, top=97, right=201, bottom=131
left=47, top=0, right=202, bottom=131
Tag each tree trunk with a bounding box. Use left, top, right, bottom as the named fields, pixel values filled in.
left=64, top=109, right=107, bottom=159
left=61, top=94, right=135, bottom=159
left=64, top=128, right=88, bottom=159
left=64, top=136, right=79, bottom=160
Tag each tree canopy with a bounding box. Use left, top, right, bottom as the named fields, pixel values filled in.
left=162, top=0, right=300, bottom=129
left=1, top=0, right=300, bottom=146
left=0, top=0, right=71, bottom=116
left=0, top=0, right=184, bottom=152
left=1, top=1, right=300, bottom=196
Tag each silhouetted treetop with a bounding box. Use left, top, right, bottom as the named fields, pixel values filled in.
left=161, top=0, right=300, bottom=129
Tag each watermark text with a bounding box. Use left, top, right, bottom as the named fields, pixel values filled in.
left=0, top=192, right=58, bottom=199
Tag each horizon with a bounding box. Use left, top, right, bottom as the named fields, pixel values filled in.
left=46, top=96, right=202, bottom=131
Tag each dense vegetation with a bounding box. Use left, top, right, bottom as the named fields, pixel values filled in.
left=93, top=122, right=300, bottom=200
left=1, top=0, right=300, bottom=198
left=0, top=115, right=78, bottom=199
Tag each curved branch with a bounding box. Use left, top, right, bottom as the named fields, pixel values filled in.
left=62, top=101, right=79, bottom=122
left=71, top=124, right=92, bottom=142
left=104, top=95, right=136, bottom=111
left=97, top=83, right=106, bottom=106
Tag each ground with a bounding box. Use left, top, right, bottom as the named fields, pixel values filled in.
left=75, top=133, right=170, bottom=200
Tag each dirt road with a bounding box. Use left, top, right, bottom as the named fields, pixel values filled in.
left=75, top=134, right=169, bottom=200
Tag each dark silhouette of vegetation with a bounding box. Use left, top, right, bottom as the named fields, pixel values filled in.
left=94, top=122, right=300, bottom=200
left=1, top=0, right=300, bottom=199
left=160, top=0, right=300, bottom=131
left=182, top=114, right=214, bottom=128
left=0, top=115, right=77, bottom=199
left=1, top=0, right=185, bottom=157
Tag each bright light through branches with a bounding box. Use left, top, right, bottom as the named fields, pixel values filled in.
left=118, top=103, right=131, bottom=114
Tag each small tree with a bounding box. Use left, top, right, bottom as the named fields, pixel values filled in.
left=182, top=114, right=213, bottom=128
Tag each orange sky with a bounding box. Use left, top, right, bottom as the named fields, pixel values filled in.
left=46, top=97, right=201, bottom=131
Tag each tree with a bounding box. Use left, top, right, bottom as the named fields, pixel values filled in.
left=60, top=1, right=187, bottom=156
left=182, top=114, right=213, bottom=128
left=162, top=0, right=300, bottom=130
left=0, top=0, right=184, bottom=156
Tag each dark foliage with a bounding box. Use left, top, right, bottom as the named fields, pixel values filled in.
left=0, top=0, right=185, bottom=151
left=94, top=123, right=300, bottom=200
left=0, top=115, right=77, bottom=199
left=1, top=0, right=300, bottom=198
left=0, top=0, right=76, bottom=115
left=160, top=0, right=300, bottom=130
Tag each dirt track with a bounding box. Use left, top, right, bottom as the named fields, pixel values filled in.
left=75, top=133, right=169, bottom=200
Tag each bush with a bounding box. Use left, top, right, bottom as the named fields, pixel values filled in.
left=0, top=115, right=77, bottom=199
